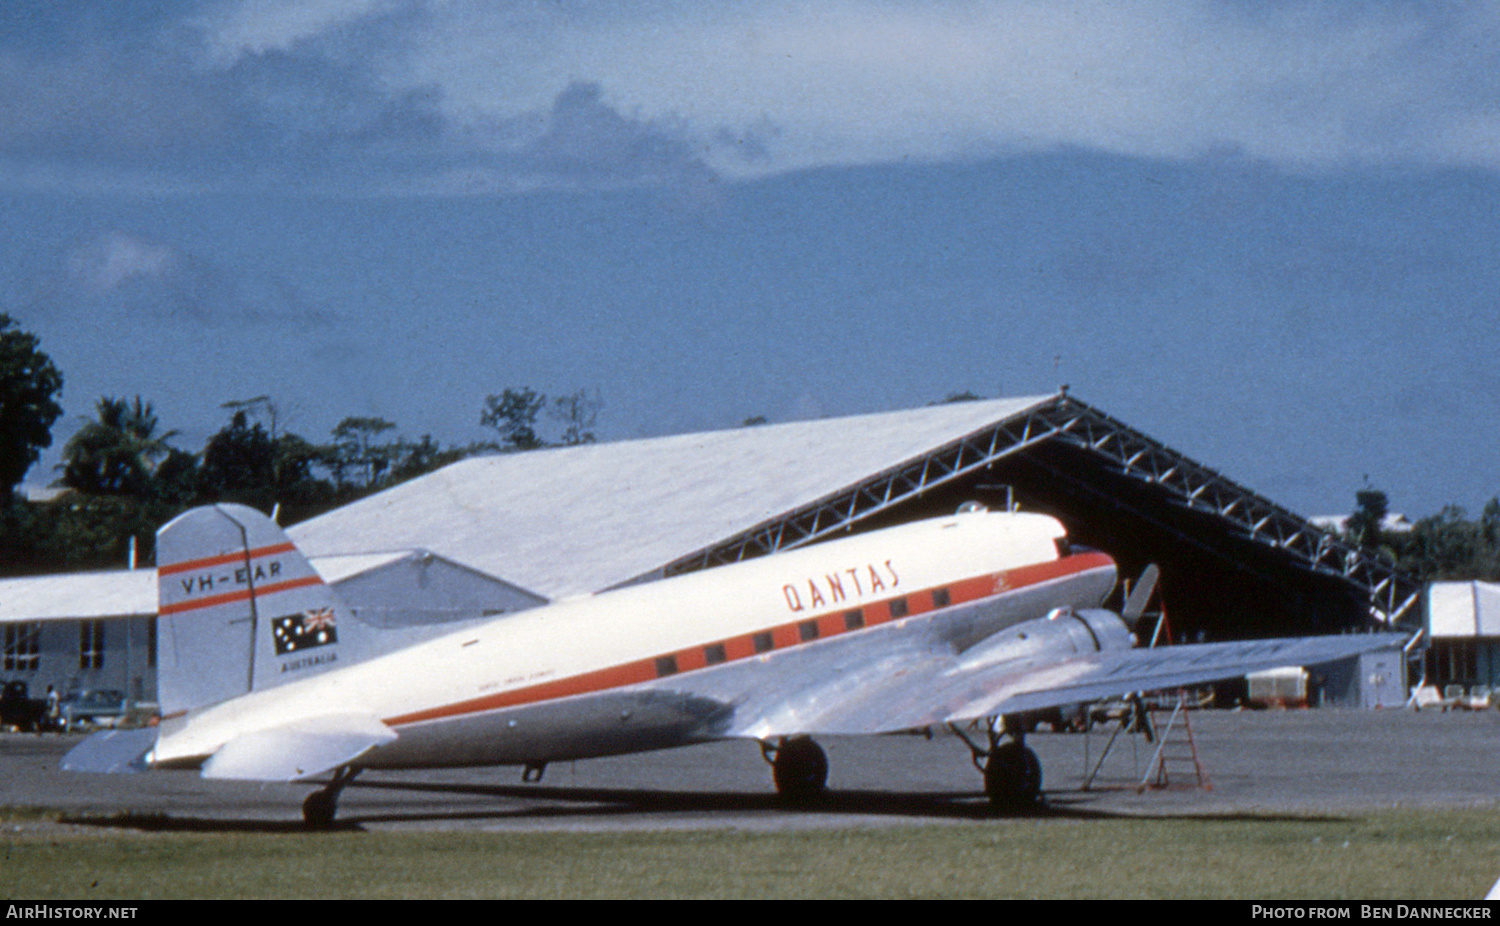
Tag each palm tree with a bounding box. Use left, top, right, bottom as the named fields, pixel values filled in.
left=58, top=396, right=178, bottom=497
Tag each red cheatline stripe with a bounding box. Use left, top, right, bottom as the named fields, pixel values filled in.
left=1004, top=551, right=1113, bottom=589
left=158, top=575, right=325, bottom=616
left=158, top=542, right=298, bottom=576
left=383, top=551, right=1115, bottom=728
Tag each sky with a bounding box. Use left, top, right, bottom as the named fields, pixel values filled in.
left=0, top=1, right=1497, bottom=520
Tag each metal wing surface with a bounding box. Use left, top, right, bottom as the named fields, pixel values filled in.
left=731, top=632, right=1409, bottom=738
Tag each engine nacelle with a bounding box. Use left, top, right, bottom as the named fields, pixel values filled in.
left=1068, top=608, right=1138, bottom=653
left=955, top=607, right=1135, bottom=673
left=953, top=608, right=1137, bottom=734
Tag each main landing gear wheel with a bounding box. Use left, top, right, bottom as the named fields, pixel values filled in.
left=983, top=742, right=1042, bottom=810
left=771, top=736, right=828, bottom=802
left=302, top=766, right=359, bottom=830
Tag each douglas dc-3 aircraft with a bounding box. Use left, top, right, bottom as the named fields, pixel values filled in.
left=65, top=503, right=1404, bottom=827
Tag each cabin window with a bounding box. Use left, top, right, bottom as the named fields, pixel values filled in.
left=753, top=631, right=774, bottom=653
left=931, top=588, right=951, bottom=609
left=3, top=623, right=40, bottom=672
left=704, top=643, right=727, bottom=665
left=798, top=620, right=819, bottom=642
left=654, top=655, right=678, bottom=677
left=889, top=597, right=909, bottom=619
left=843, top=609, right=865, bottom=630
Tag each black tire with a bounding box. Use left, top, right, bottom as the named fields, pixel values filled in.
left=984, top=743, right=1042, bottom=809
left=772, top=736, right=828, bottom=802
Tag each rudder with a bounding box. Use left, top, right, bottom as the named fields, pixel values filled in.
left=156, top=504, right=348, bottom=718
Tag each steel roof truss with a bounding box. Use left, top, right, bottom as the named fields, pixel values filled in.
left=655, top=395, right=1419, bottom=624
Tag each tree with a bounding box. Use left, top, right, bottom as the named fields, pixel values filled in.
left=272, top=433, right=322, bottom=491
left=221, top=395, right=286, bottom=439
left=550, top=388, right=601, bottom=446
left=1482, top=497, right=1500, bottom=549
left=1392, top=503, right=1500, bottom=583
left=386, top=435, right=486, bottom=484
left=0, top=315, right=63, bottom=498
left=58, top=396, right=177, bottom=497
left=197, top=411, right=278, bottom=504
left=1346, top=488, right=1389, bottom=550
left=151, top=447, right=200, bottom=506
left=328, top=416, right=397, bottom=488
left=481, top=387, right=547, bottom=451
left=932, top=390, right=982, bottom=404
left=195, top=410, right=343, bottom=520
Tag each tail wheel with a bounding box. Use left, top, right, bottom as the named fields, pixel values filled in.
left=301, top=765, right=359, bottom=830
left=302, top=788, right=339, bottom=830
left=772, top=736, right=828, bottom=801
left=984, top=742, right=1042, bottom=809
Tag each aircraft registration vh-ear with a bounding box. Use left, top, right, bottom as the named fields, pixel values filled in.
left=64, top=502, right=1406, bottom=828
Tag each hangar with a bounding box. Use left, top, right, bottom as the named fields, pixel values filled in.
left=1, top=390, right=1419, bottom=715
left=288, top=391, right=1421, bottom=639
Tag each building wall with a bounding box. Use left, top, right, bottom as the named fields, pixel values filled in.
left=1318, top=649, right=1408, bottom=708
left=2, top=615, right=156, bottom=705
left=334, top=553, right=546, bottom=628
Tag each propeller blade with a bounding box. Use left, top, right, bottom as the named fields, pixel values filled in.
left=1122, top=564, right=1160, bottom=623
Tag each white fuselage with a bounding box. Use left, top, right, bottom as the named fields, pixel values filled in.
left=151, top=510, right=1117, bottom=772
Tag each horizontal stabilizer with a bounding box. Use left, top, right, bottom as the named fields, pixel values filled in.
left=60, top=728, right=158, bottom=774
left=200, top=713, right=397, bottom=782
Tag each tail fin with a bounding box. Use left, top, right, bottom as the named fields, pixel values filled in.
left=156, top=504, right=348, bottom=717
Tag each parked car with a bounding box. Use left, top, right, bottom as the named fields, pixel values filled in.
left=56, top=688, right=128, bottom=730
left=0, top=680, right=48, bottom=732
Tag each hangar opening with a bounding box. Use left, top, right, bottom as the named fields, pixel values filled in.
left=652, top=393, right=1420, bottom=642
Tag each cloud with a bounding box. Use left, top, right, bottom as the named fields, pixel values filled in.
left=67, top=232, right=182, bottom=295
left=37, top=231, right=337, bottom=326
left=5, top=1, right=1500, bottom=195
left=441, top=81, right=718, bottom=193
left=0, top=1, right=445, bottom=191
left=189, top=0, right=406, bottom=65
left=388, top=0, right=1500, bottom=174
left=0, top=46, right=224, bottom=170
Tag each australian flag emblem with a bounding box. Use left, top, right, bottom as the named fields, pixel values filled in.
left=272, top=608, right=338, bottom=655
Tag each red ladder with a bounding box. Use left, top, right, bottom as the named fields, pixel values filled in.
left=1138, top=690, right=1211, bottom=792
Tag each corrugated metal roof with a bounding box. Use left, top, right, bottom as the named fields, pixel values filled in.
left=0, top=553, right=419, bottom=623
left=304, top=551, right=412, bottom=585
left=1429, top=581, right=1500, bottom=638
left=0, top=569, right=156, bottom=621
left=288, top=396, right=1053, bottom=600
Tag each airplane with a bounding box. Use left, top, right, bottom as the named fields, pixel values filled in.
left=63, top=502, right=1406, bottom=828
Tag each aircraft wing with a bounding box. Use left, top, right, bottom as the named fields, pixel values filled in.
left=731, top=632, right=1409, bottom=738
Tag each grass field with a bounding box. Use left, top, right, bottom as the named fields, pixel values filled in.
left=3, top=806, right=1498, bottom=899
